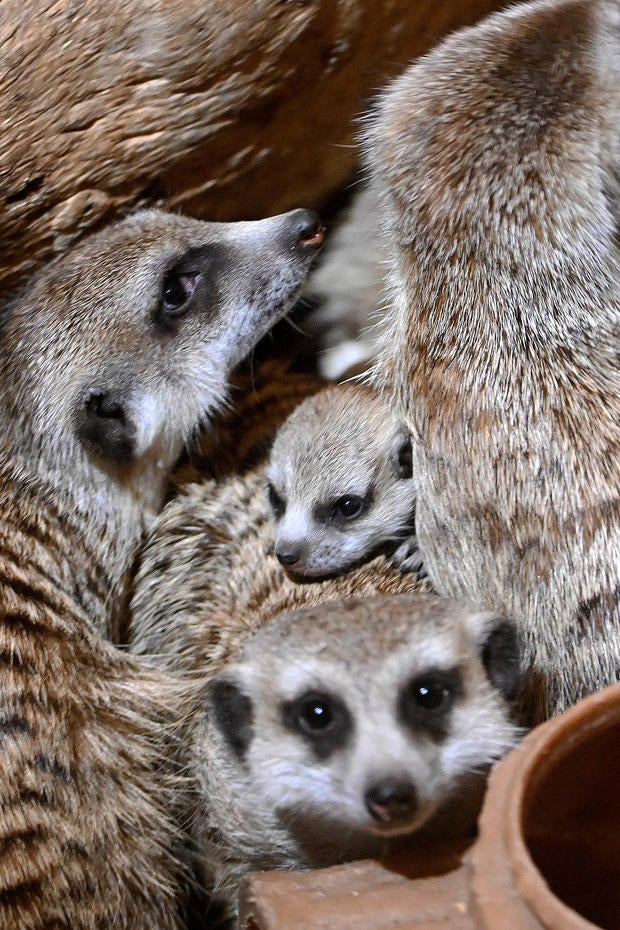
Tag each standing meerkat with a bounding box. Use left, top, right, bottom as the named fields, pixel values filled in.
left=366, top=0, right=620, bottom=723
left=0, top=206, right=322, bottom=930
left=192, top=594, right=521, bottom=921
left=267, top=383, right=420, bottom=578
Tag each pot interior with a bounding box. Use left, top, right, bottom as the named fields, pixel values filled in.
left=522, top=714, right=620, bottom=930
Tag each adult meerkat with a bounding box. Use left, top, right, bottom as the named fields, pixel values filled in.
left=0, top=206, right=322, bottom=930
left=193, top=594, right=521, bottom=920
left=366, top=0, right=620, bottom=723
left=267, top=383, right=420, bottom=578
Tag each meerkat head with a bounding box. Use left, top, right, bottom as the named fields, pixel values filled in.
left=2, top=208, right=322, bottom=488
left=203, top=594, right=521, bottom=862
left=266, top=384, right=415, bottom=578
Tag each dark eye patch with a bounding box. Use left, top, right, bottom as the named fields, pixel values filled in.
left=155, top=243, right=227, bottom=331
left=267, top=482, right=286, bottom=519
left=314, top=489, right=373, bottom=525
left=208, top=678, right=254, bottom=760
left=397, top=667, right=463, bottom=741
left=282, top=690, right=352, bottom=760
left=396, top=437, right=413, bottom=479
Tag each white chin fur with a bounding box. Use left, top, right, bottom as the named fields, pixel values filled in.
left=130, top=390, right=168, bottom=458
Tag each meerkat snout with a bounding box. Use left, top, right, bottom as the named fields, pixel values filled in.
left=364, top=776, right=419, bottom=827
left=196, top=594, right=522, bottom=905
left=267, top=384, right=420, bottom=578
left=4, top=208, right=322, bottom=499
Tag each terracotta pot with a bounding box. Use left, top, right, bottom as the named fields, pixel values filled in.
left=239, top=683, right=620, bottom=929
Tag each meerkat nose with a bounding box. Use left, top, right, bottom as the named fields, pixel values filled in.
left=365, top=777, right=418, bottom=824
left=286, top=209, right=324, bottom=248
left=275, top=546, right=301, bottom=567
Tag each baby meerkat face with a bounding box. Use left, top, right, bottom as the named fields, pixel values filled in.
left=7, top=208, right=322, bottom=473
left=267, top=385, right=416, bottom=578
left=204, top=596, right=522, bottom=852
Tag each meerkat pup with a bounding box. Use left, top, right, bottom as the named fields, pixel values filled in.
left=192, top=593, right=521, bottom=920
left=0, top=206, right=322, bottom=930
left=365, top=0, right=619, bottom=724
left=267, top=383, right=420, bottom=578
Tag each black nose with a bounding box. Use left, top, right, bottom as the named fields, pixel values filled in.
left=365, top=778, right=418, bottom=824
left=285, top=209, right=324, bottom=249
left=276, top=547, right=300, bottom=567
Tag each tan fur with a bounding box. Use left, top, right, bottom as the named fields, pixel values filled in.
left=172, top=357, right=325, bottom=487
left=0, top=207, right=319, bottom=929
left=130, top=469, right=429, bottom=676
left=365, top=0, right=620, bottom=723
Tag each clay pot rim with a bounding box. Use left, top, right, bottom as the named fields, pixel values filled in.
left=506, top=683, right=620, bottom=930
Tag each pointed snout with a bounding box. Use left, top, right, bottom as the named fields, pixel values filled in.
left=275, top=545, right=302, bottom=567
left=281, top=209, right=324, bottom=251
left=365, top=777, right=418, bottom=826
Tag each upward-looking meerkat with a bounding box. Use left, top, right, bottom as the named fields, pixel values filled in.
left=192, top=594, right=521, bottom=921
left=366, top=0, right=619, bottom=724
left=267, top=383, right=420, bottom=578
left=0, top=206, right=322, bottom=930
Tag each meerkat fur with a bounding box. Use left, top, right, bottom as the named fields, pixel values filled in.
left=365, top=0, right=620, bottom=724
left=267, top=383, right=420, bottom=578
left=193, top=594, right=521, bottom=920
left=0, top=205, right=321, bottom=929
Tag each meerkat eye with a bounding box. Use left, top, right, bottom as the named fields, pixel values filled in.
left=397, top=668, right=463, bottom=740
left=267, top=482, right=286, bottom=519
left=413, top=677, right=452, bottom=710
left=282, top=690, right=352, bottom=758
left=161, top=272, right=198, bottom=314
left=332, top=495, right=365, bottom=520
left=297, top=695, right=334, bottom=732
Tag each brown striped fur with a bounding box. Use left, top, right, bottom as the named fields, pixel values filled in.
left=366, top=0, right=620, bottom=723
left=130, top=470, right=429, bottom=678
left=0, top=207, right=319, bottom=928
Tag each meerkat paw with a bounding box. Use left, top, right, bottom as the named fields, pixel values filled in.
left=391, top=537, right=426, bottom=579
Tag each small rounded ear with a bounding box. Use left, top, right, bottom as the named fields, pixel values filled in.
left=480, top=617, right=522, bottom=702
left=207, top=675, right=254, bottom=760
left=75, top=388, right=136, bottom=463
left=392, top=430, right=413, bottom=480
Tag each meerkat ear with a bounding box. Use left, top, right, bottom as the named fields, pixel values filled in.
left=75, top=387, right=136, bottom=464
left=392, top=430, right=413, bottom=480
left=207, top=675, right=254, bottom=760
left=479, top=617, right=522, bottom=702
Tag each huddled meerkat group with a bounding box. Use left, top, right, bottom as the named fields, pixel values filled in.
left=0, top=0, right=618, bottom=927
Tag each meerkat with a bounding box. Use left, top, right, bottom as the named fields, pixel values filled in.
left=191, top=593, right=521, bottom=921
left=130, top=465, right=430, bottom=677
left=266, top=383, right=421, bottom=578
left=0, top=205, right=322, bottom=930
left=172, top=355, right=326, bottom=486
left=365, top=0, right=620, bottom=724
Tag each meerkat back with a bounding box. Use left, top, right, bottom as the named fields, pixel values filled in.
left=366, top=0, right=620, bottom=724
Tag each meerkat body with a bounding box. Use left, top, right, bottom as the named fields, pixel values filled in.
left=366, top=0, right=620, bottom=724
left=267, top=383, right=420, bottom=578
left=0, top=206, right=321, bottom=929
left=193, top=594, right=521, bottom=920
left=130, top=469, right=427, bottom=676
